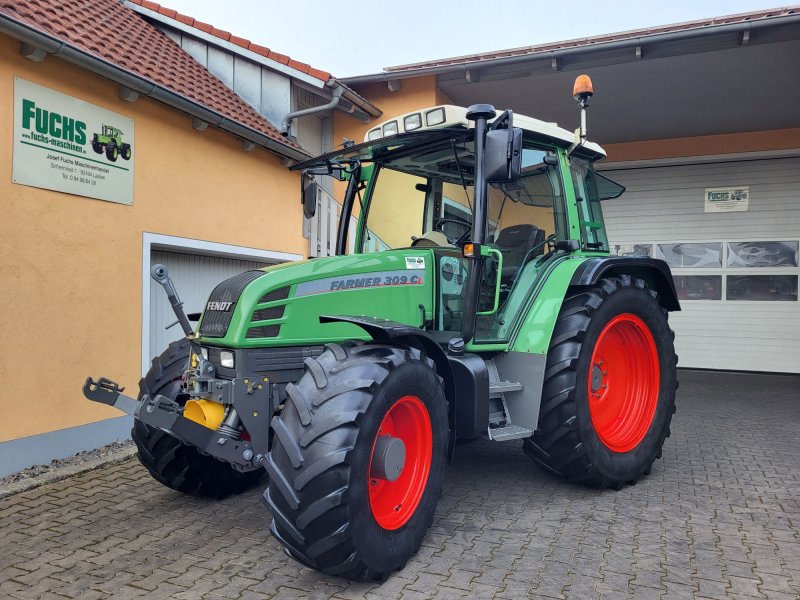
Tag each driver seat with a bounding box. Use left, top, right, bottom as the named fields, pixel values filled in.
left=494, top=224, right=545, bottom=281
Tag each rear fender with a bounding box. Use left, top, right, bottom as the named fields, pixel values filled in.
left=570, top=257, right=681, bottom=311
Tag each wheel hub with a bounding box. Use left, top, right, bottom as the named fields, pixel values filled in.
left=590, top=364, right=604, bottom=392
left=369, top=435, right=406, bottom=482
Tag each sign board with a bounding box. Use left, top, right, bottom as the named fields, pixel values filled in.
left=704, top=186, right=749, bottom=213
left=13, top=78, right=134, bottom=205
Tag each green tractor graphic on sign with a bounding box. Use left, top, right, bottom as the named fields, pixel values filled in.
left=91, top=124, right=131, bottom=162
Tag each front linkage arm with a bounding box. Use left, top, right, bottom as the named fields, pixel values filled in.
left=82, top=375, right=269, bottom=469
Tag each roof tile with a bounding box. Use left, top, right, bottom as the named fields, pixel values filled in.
left=193, top=20, right=212, bottom=33
left=0, top=0, right=301, bottom=151
left=288, top=58, right=310, bottom=73
left=267, top=50, right=290, bottom=65
left=229, top=34, right=248, bottom=48
left=248, top=42, right=270, bottom=56
left=209, top=26, right=230, bottom=41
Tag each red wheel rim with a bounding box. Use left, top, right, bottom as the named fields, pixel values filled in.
left=588, top=313, right=660, bottom=453
left=368, top=395, right=432, bottom=530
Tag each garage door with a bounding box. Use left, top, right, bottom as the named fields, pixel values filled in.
left=149, top=250, right=271, bottom=361
left=600, top=156, right=800, bottom=373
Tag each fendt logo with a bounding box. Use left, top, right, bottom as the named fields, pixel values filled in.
left=21, top=99, right=87, bottom=151
left=207, top=301, right=234, bottom=312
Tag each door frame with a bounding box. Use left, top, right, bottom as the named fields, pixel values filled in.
left=141, top=232, right=302, bottom=375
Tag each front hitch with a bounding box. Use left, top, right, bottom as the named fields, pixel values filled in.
left=82, top=376, right=266, bottom=469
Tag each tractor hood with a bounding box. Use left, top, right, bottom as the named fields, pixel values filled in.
left=196, top=249, right=436, bottom=347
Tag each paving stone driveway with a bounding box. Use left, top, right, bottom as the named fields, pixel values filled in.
left=1, top=370, right=799, bottom=599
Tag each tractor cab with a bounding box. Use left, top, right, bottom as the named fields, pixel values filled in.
left=295, top=100, right=624, bottom=346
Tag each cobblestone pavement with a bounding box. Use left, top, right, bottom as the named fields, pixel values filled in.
left=1, top=370, right=799, bottom=599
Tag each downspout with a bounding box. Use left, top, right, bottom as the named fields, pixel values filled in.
left=281, top=86, right=344, bottom=137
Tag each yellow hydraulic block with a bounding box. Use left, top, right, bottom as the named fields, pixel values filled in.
left=183, top=399, right=225, bottom=430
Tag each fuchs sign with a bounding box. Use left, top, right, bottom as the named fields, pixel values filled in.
left=13, top=78, right=134, bottom=205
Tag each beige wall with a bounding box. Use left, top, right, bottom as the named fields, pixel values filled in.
left=604, top=128, right=800, bottom=162
left=0, top=33, right=305, bottom=441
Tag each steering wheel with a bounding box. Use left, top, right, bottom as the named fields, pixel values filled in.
left=434, top=218, right=472, bottom=245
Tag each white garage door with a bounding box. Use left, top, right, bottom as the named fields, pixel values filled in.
left=149, top=250, right=271, bottom=361
left=601, top=156, right=800, bottom=374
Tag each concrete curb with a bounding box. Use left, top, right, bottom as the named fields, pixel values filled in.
left=0, top=446, right=139, bottom=500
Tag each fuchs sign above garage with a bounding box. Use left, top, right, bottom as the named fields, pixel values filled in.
left=12, top=78, right=134, bottom=205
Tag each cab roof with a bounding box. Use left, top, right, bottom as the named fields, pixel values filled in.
left=365, top=105, right=606, bottom=159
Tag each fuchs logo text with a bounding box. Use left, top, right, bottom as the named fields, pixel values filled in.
left=22, top=99, right=87, bottom=145
left=207, top=301, right=233, bottom=311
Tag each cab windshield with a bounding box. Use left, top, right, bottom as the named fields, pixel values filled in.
left=359, top=138, right=566, bottom=253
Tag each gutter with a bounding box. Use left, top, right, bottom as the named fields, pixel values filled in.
left=0, top=13, right=309, bottom=162
left=342, top=14, right=800, bottom=84
left=280, top=83, right=384, bottom=136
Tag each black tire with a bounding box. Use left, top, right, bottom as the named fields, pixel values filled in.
left=121, top=144, right=132, bottom=160
left=91, top=141, right=104, bottom=154
left=265, top=341, right=448, bottom=581
left=105, top=143, right=118, bottom=162
left=524, top=275, right=677, bottom=489
left=131, top=339, right=263, bottom=499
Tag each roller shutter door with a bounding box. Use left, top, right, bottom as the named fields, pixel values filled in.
left=600, top=156, right=800, bottom=373
left=149, top=250, right=271, bottom=360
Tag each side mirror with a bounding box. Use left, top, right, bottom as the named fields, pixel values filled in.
left=301, top=173, right=317, bottom=218
left=485, top=109, right=522, bottom=183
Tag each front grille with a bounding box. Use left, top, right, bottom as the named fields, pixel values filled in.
left=199, top=270, right=265, bottom=338
left=246, top=325, right=280, bottom=339
left=259, top=286, right=290, bottom=303
left=203, top=345, right=324, bottom=382
left=252, top=306, right=285, bottom=321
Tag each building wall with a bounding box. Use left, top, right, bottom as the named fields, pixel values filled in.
left=0, top=32, right=305, bottom=442
left=603, top=129, right=800, bottom=162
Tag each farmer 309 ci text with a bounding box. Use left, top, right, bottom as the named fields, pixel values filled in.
left=85, top=75, right=679, bottom=581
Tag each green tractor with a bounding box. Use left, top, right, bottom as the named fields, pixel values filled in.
left=91, top=124, right=132, bottom=162
left=84, top=75, right=678, bottom=581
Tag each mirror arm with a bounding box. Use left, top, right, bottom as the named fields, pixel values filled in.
left=334, top=161, right=361, bottom=255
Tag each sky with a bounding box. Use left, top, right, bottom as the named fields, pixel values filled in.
left=153, top=1, right=792, bottom=77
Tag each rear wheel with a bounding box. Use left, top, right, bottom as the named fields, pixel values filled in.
left=105, top=143, right=118, bottom=162
left=524, top=275, right=677, bottom=488
left=265, top=342, right=448, bottom=581
left=121, top=144, right=132, bottom=160
left=131, top=339, right=263, bottom=498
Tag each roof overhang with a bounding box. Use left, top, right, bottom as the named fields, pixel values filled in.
left=344, top=11, right=800, bottom=144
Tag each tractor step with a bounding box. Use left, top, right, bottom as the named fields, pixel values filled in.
left=489, top=380, right=523, bottom=396
left=487, top=424, right=534, bottom=441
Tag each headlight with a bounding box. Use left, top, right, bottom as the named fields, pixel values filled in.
left=220, top=350, right=235, bottom=369
left=426, top=107, right=445, bottom=126
left=382, top=120, right=398, bottom=136
left=404, top=113, right=422, bottom=131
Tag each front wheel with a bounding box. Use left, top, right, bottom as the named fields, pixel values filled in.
left=265, top=342, right=448, bottom=581
left=524, top=275, right=677, bottom=488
